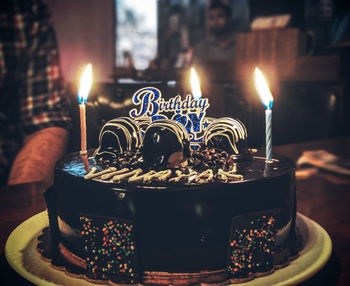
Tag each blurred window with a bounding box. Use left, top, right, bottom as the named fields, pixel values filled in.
left=115, top=0, right=158, bottom=70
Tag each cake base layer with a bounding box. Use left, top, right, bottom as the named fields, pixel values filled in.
left=37, top=227, right=302, bottom=285
left=45, top=152, right=299, bottom=284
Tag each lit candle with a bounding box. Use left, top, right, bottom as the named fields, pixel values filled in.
left=253, top=67, right=274, bottom=163
left=190, top=67, right=202, bottom=100
left=78, top=64, right=93, bottom=156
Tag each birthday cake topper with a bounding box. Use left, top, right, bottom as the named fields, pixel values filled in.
left=129, top=87, right=210, bottom=147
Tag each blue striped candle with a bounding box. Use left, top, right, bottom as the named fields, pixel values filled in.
left=265, top=108, right=272, bottom=163
left=253, top=67, right=274, bottom=163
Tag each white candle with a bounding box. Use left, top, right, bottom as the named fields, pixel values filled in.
left=77, top=64, right=92, bottom=156
left=253, top=67, right=274, bottom=163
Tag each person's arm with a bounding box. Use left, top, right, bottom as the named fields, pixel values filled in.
left=8, top=127, right=68, bottom=188
left=7, top=0, right=71, bottom=187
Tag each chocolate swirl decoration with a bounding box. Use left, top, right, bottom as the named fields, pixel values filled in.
left=143, top=119, right=191, bottom=169
left=203, top=117, right=250, bottom=160
left=94, top=117, right=142, bottom=159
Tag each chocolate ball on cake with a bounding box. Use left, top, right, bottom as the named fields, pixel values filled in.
left=203, top=117, right=251, bottom=160
left=143, top=119, right=190, bottom=169
left=94, top=117, right=142, bottom=160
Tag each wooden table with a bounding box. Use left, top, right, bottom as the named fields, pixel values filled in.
left=1, top=137, right=350, bottom=285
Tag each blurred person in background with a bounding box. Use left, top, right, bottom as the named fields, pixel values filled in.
left=192, top=1, right=235, bottom=66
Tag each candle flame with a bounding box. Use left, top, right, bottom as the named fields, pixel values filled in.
left=253, top=67, right=273, bottom=109
left=78, top=64, right=93, bottom=104
left=190, top=67, right=202, bottom=100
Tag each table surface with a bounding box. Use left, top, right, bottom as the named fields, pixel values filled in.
left=1, top=136, right=350, bottom=285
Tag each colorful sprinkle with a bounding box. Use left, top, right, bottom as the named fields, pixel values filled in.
left=80, top=216, right=138, bottom=281
left=227, top=214, right=277, bottom=278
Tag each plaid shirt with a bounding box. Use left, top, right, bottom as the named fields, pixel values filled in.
left=0, top=0, right=71, bottom=185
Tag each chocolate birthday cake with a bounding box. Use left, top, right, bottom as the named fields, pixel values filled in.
left=41, top=87, right=301, bottom=285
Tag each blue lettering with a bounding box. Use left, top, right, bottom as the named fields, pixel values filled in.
left=188, top=112, right=205, bottom=132
left=129, top=87, right=161, bottom=118
left=151, top=114, right=168, bottom=122
left=172, top=114, right=188, bottom=127
left=199, top=98, right=209, bottom=112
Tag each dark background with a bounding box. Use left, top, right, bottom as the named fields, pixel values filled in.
left=46, top=0, right=350, bottom=151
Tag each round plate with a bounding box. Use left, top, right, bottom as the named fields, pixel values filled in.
left=5, top=211, right=332, bottom=286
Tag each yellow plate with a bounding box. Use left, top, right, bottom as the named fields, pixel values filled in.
left=5, top=211, right=332, bottom=286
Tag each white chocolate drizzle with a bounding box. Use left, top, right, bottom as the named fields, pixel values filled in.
left=111, top=168, right=142, bottom=182
left=204, top=117, right=247, bottom=154
left=84, top=165, right=244, bottom=183
left=218, top=168, right=243, bottom=182
left=228, top=163, right=238, bottom=173
left=170, top=170, right=197, bottom=182
left=195, top=169, right=214, bottom=182
left=94, top=117, right=142, bottom=158
left=128, top=170, right=157, bottom=182
left=101, top=168, right=129, bottom=180
left=143, top=169, right=172, bottom=182
left=134, top=116, right=151, bottom=131
left=84, top=167, right=97, bottom=178
left=84, top=167, right=116, bottom=179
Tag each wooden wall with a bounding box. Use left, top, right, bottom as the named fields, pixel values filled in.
left=47, top=0, right=115, bottom=83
